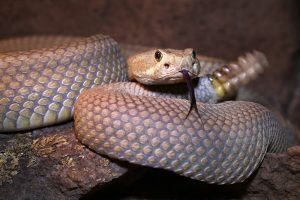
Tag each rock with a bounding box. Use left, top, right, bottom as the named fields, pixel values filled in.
left=87, top=147, right=300, bottom=199
left=244, top=146, right=300, bottom=200
left=2, top=122, right=298, bottom=199
left=0, top=123, right=142, bottom=200
left=287, top=49, right=300, bottom=133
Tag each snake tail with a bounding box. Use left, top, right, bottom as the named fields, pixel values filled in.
left=209, top=51, right=268, bottom=100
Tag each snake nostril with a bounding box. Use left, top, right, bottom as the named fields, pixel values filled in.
left=164, top=63, right=170, bottom=69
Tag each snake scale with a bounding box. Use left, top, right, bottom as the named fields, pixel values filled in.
left=0, top=34, right=289, bottom=184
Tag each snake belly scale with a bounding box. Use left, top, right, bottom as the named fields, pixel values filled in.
left=0, top=34, right=289, bottom=184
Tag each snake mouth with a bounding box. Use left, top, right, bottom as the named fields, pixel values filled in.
left=135, top=71, right=185, bottom=85
left=156, top=72, right=184, bottom=82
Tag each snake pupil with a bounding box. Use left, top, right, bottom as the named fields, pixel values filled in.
left=155, top=50, right=162, bottom=62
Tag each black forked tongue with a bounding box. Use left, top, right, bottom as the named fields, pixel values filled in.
left=179, top=69, right=201, bottom=120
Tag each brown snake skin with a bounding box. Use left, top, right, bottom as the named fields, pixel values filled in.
left=74, top=84, right=287, bottom=184
left=0, top=34, right=289, bottom=184
left=0, top=35, right=126, bottom=131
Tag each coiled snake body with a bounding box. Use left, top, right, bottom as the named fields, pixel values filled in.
left=0, top=34, right=289, bottom=184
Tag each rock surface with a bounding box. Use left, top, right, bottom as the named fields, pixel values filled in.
left=93, top=147, right=300, bottom=199
left=0, top=123, right=299, bottom=199
left=0, top=123, right=142, bottom=200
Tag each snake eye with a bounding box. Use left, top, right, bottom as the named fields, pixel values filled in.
left=192, top=50, right=196, bottom=59
left=155, top=50, right=162, bottom=62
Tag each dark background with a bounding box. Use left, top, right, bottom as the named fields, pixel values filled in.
left=0, top=0, right=298, bottom=65
left=0, top=0, right=299, bottom=127
left=0, top=0, right=299, bottom=198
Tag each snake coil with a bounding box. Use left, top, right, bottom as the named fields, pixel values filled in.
left=0, top=34, right=289, bottom=184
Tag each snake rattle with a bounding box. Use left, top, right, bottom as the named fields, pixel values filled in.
left=0, top=34, right=288, bottom=184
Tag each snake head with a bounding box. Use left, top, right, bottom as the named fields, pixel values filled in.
left=127, top=48, right=201, bottom=85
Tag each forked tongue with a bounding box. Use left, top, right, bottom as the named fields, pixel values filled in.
left=179, top=69, right=201, bottom=119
